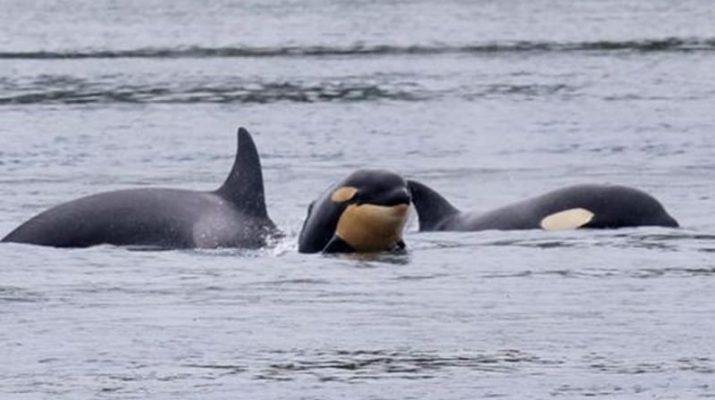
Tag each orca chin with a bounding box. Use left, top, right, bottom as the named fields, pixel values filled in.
left=408, top=180, right=679, bottom=232
left=2, top=127, right=281, bottom=249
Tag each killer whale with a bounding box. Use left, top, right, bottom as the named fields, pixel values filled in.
left=2, top=127, right=280, bottom=248
left=408, top=181, right=678, bottom=232
left=299, top=169, right=411, bottom=253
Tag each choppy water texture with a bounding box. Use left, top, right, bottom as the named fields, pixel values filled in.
left=2, top=1, right=715, bottom=398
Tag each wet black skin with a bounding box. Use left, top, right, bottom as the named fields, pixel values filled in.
left=408, top=180, right=679, bottom=232
left=298, top=169, right=411, bottom=253
left=2, top=127, right=281, bottom=248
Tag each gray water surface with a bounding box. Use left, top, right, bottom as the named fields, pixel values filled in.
left=2, top=1, right=715, bottom=398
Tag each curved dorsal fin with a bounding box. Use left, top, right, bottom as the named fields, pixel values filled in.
left=407, top=180, right=460, bottom=231
left=216, top=127, right=268, bottom=218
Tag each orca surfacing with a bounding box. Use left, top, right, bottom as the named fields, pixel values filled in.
left=2, top=127, right=280, bottom=249
left=408, top=181, right=679, bottom=232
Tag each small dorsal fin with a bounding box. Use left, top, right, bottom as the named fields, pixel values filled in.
left=407, top=180, right=460, bottom=231
left=216, top=127, right=268, bottom=218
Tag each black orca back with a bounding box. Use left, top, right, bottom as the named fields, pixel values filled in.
left=408, top=181, right=679, bottom=232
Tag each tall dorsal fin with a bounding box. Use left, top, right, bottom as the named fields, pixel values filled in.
left=407, top=180, right=460, bottom=231
left=216, top=127, right=268, bottom=218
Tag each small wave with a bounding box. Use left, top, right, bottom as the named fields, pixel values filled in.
left=252, top=349, right=555, bottom=381
left=584, top=354, right=715, bottom=375
left=484, top=266, right=715, bottom=280
left=461, top=83, right=576, bottom=101
left=0, top=286, right=44, bottom=303
left=553, top=355, right=715, bottom=397
left=423, top=229, right=713, bottom=252
left=0, top=78, right=418, bottom=105
left=1, top=37, right=714, bottom=60
left=254, top=278, right=330, bottom=286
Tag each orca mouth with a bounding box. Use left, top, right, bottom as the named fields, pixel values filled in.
left=359, top=187, right=411, bottom=207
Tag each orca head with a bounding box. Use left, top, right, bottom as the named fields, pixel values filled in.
left=298, top=169, right=411, bottom=254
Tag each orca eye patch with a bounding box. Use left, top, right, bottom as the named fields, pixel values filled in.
left=540, top=208, right=594, bottom=231
left=331, top=186, right=358, bottom=203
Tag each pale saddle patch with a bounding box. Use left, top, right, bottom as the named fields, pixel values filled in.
left=540, top=208, right=595, bottom=231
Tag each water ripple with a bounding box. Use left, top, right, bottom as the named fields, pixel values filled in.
left=251, top=349, right=557, bottom=382
left=425, top=229, right=715, bottom=253
left=0, top=286, right=44, bottom=303
left=2, top=37, right=714, bottom=60
left=0, top=78, right=419, bottom=105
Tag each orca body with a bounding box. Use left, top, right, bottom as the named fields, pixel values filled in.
left=299, top=169, right=411, bottom=253
left=408, top=181, right=679, bottom=232
left=2, top=128, right=280, bottom=249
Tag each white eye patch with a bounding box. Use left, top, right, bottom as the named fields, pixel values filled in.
left=331, top=186, right=358, bottom=203
left=540, top=208, right=594, bottom=231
